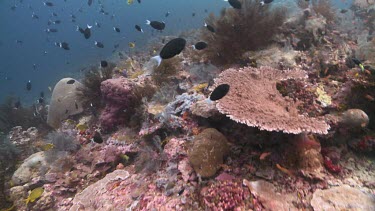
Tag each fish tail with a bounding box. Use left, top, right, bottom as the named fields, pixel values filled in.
left=151, top=56, right=162, bottom=67
left=146, top=20, right=150, bottom=25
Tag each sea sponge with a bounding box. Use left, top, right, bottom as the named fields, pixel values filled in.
left=188, top=128, right=229, bottom=178
left=47, top=78, right=85, bottom=129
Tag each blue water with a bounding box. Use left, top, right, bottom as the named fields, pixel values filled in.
left=0, top=0, right=226, bottom=104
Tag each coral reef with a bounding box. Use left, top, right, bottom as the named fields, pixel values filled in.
left=8, top=126, right=38, bottom=160
left=214, top=66, right=330, bottom=134
left=188, top=128, right=229, bottom=177
left=201, top=0, right=287, bottom=65
left=47, top=78, right=85, bottom=129
left=311, top=0, right=336, bottom=23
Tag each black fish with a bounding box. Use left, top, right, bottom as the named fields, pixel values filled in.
left=57, top=42, right=70, bottom=50
left=193, top=41, right=207, bottom=50
left=32, top=13, right=39, bottom=19
left=95, top=22, right=101, bottom=28
left=210, top=84, right=230, bottom=101
left=46, top=28, right=58, bottom=33
left=100, top=60, right=108, bottom=68
left=340, top=9, right=348, bottom=14
left=67, top=79, right=75, bottom=84
left=146, top=20, right=165, bottom=31
left=53, top=20, right=61, bottom=24
left=137, top=0, right=141, bottom=3
left=52, top=12, right=57, bottom=17
left=14, top=99, right=21, bottom=109
left=192, top=12, right=195, bottom=17
left=204, top=23, right=215, bottom=33
left=165, top=12, right=170, bottom=17
left=88, top=0, right=93, bottom=6
left=44, top=2, right=53, bottom=6
left=204, top=9, right=208, bottom=13
left=77, top=25, right=92, bottom=39
left=26, top=80, right=32, bottom=91
left=114, top=44, right=119, bottom=49
left=152, top=38, right=186, bottom=66
left=92, top=131, right=103, bottom=143
left=95, top=41, right=104, bottom=48
left=114, top=27, right=120, bottom=32
left=227, top=0, right=242, bottom=9
left=65, top=109, right=69, bottom=114
left=40, top=91, right=44, bottom=98
left=352, top=58, right=362, bottom=66
left=37, top=97, right=44, bottom=104
left=15, top=40, right=23, bottom=44
left=260, top=0, right=273, bottom=5
left=135, top=25, right=143, bottom=33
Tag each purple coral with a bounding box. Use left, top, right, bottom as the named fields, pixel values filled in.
left=201, top=180, right=250, bottom=210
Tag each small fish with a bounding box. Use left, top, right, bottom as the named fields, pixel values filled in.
left=204, top=23, right=215, bottom=33
left=137, top=0, right=141, bottom=3
left=192, top=12, right=196, bottom=17
left=127, top=0, right=134, bottom=5
left=37, top=97, right=44, bottom=104
left=260, top=0, right=273, bottom=6
left=100, top=60, right=108, bottom=68
left=56, top=42, right=70, bottom=50
left=53, top=20, right=61, bottom=24
left=128, top=42, right=136, bottom=48
left=135, top=25, right=143, bottom=33
left=95, top=22, right=101, bottom=28
left=177, top=188, right=185, bottom=196
left=225, top=0, right=242, bottom=9
left=352, top=58, right=365, bottom=71
left=210, top=84, right=230, bottom=101
left=14, top=99, right=21, bottom=109
left=26, top=80, right=32, bottom=91
left=95, top=41, right=104, bottom=48
left=114, top=27, right=120, bottom=32
left=41, top=143, right=54, bottom=151
left=48, top=86, right=52, bottom=91
left=15, top=40, right=23, bottom=44
left=67, top=79, right=75, bottom=84
left=340, top=9, right=348, bottom=14
left=77, top=24, right=92, bottom=39
left=192, top=41, right=207, bottom=50
left=40, top=92, right=44, bottom=98
left=45, top=28, right=58, bottom=33
left=76, top=123, right=88, bottom=131
left=25, top=187, right=44, bottom=205
left=146, top=20, right=165, bottom=31
left=51, top=12, right=58, bottom=17
left=43, top=2, right=53, bottom=7
left=88, top=0, right=93, bottom=6
left=92, top=131, right=103, bottom=143
left=75, top=101, right=79, bottom=109
left=65, top=109, right=69, bottom=114
left=151, top=37, right=186, bottom=66
left=165, top=11, right=170, bottom=17
left=32, top=13, right=39, bottom=19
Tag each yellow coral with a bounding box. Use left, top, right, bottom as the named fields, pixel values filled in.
left=315, top=84, right=332, bottom=107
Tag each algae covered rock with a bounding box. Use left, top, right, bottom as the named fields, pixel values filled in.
left=11, top=151, right=49, bottom=185
left=310, top=185, right=375, bottom=211
left=47, top=78, right=85, bottom=129
left=188, top=128, right=229, bottom=178
left=339, top=109, right=369, bottom=129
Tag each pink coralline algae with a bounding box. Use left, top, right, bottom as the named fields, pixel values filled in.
left=200, top=180, right=250, bottom=210
left=99, top=77, right=135, bottom=131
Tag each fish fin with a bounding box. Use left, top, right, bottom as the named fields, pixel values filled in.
left=141, top=29, right=144, bottom=33
left=192, top=45, right=196, bottom=50
left=146, top=20, right=150, bottom=25
left=151, top=56, right=162, bottom=67
left=204, top=22, right=208, bottom=27
left=87, top=24, right=92, bottom=29
left=223, top=0, right=228, bottom=1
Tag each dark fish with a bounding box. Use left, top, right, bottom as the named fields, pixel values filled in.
left=14, top=99, right=21, bottom=109
left=100, top=60, right=108, bottom=68
left=146, top=20, right=165, bottom=31
left=45, top=28, right=58, bottom=33
left=32, top=13, right=39, bottom=19
left=177, top=188, right=185, bottom=196
left=37, top=97, right=44, bottom=104
left=26, top=80, right=32, bottom=91
left=135, top=25, right=143, bottom=33
left=75, top=101, right=79, bottom=109
left=137, top=0, right=141, bottom=3
left=95, top=41, right=104, bottom=48
left=226, top=0, right=242, bottom=9
left=65, top=109, right=69, bottom=114
left=44, top=2, right=53, bottom=6
left=95, top=22, right=101, bottom=28
left=210, top=84, right=230, bottom=101
left=114, top=44, right=119, bottom=48
left=67, top=79, right=75, bottom=84
left=92, top=131, right=103, bottom=143
left=205, top=23, right=215, bottom=33
left=33, top=64, right=37, bottom=70
left=114, top=27, right=120, bottom=32
left=260, top=0, right=273, bottom=5
left=193, top=41, right=207, bottom=50
left=77, top=25, right=92, bottom=39
left=192, top=12, right=195, bottom=17
left=11, top=5, right=17, bottom=11
left=204, top=9, right=208, bottom=13
left=88, top=0, right=93, bottom=6
left=165, top=12, right=170, bottom=17
left=152, top=38, right=186, bottom=66
left=15, top=40, right=23, bottom=44
left=352, top=58, right=362, bottom=66
left=53, top=20, right=61, bottom=24
left=51, top=12, right=58, bottom=16
left=40, top=91, right=44, bottom=98
left=56, top=42, right=70, bottom=50
left=340, top=9, right=348, bottom=14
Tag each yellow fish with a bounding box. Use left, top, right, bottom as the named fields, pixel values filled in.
left=127, top=0, right=134, bottom=5
left=128, top=42, right=135, bottom=48
left=25, top=187, right=44, bottom=205
left=76, top=123, right=88, bottom=131
left=41, top=143, right=54, bottom=151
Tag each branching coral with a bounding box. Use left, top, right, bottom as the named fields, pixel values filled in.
left=214, top=66, right=330, bottom=134
left=201, top=0, right=287, bottom=66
